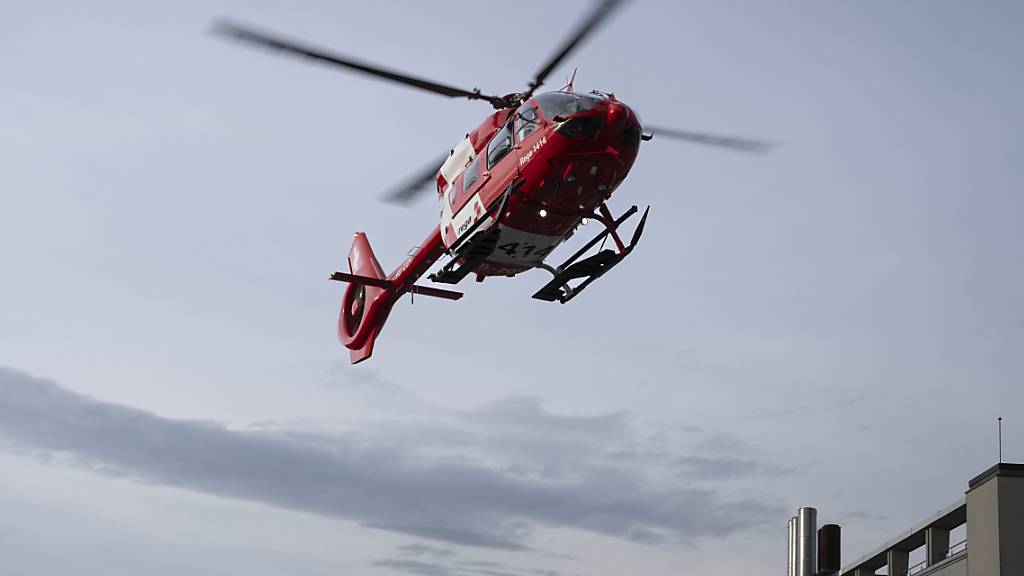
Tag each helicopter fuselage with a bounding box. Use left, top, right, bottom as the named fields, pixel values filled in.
left=437, top=90, right=642, bottom=279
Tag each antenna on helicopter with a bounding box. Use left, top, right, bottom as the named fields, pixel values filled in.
left=562, top=68, right=579, bottom=92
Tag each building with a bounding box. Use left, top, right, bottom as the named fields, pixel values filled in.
left=841, top=463, right=1024, bottom=576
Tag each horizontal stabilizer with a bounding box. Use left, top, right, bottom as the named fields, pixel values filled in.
left=331, top=271, right=462, bottom=301
left=409, top=284, right=463, bottom=300
left=329, top=271, right=392, bottom=288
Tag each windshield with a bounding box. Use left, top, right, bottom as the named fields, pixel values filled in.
left=533, top=92, right=602, bottom=120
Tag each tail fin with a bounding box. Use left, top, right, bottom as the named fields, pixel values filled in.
left=337, top=233, right=391, bottom=364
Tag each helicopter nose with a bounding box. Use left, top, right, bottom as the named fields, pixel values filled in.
left=603, top=100, right=641, bottom=150
left=605, top=100, right=629, bottom=134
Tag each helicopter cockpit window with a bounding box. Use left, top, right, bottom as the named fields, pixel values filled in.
left=487, top=121, right=514, bottom=168
left=534, top=92, right=601, bottom=121
left=515, top=106, right=540, bottom=142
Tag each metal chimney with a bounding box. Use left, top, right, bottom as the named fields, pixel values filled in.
left=817, top=524, right=841, bottom=576
left=787, top=516, right=798, bottom=576
left=797, top=507, right=817, bottom=576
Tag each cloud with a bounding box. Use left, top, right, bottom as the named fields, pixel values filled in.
left=398, top=543, right=457, bottom=558
left=374, top=558, right=455, bottom=576
left=372, top=557, right=551, bottom=576
left=832, top=394, right=868, bottom=409
left=672, top=455, right=795, bottom=480
left=0, top=367, right=785, bottom=551
left=843, top=509, right=892, bottom=524
left=373, top=549, right=572, bottom=576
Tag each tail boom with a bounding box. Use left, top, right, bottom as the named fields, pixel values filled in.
left=334, top=226, right=449, bottom=364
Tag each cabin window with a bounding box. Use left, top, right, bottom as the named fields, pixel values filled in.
left=447, top=174, right=463, bottom=209
left=464, top=156, right=480, bottom=190
left=487, top=120, right=514, bottom=168
left=515, top=106, right=540, bottom=142
left=534, top=92, right=600, bottom=121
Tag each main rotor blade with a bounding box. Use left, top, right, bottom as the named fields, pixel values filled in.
left=524, top=0, right=626, bottom=98
left=381, top=154, right=448, bottom=205
left=213, top=21, right=507, bottom=107
left=644, top=125, right=778, bottom=153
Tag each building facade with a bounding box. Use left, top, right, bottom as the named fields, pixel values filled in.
left=840, top=463, right=1024, bottom=576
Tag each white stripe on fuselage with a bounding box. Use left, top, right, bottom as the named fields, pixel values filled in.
left=449, top=193, right=491, bottom=251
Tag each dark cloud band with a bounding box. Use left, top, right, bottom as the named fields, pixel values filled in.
left=0, top=367, right=783, bottom=550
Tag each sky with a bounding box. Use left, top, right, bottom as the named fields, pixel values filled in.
left=1, top=1, right=1023, bottom=574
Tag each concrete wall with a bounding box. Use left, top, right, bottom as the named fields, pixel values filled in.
left=920, top=553, right=967, bottom=576
left=967, top=479, right=999, bottom=576
left=965, top=463, right=1024, bottom=576
left=996, top=471, right=1024, bottom=576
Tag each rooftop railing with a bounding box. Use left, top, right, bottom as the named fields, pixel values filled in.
left=904, top=539, right=967, bottom=576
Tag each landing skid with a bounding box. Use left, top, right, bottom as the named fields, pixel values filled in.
left=532, top=203, right=649, bottom=304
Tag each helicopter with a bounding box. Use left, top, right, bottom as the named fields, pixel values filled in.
left=214, top=0, right=774, bottom=364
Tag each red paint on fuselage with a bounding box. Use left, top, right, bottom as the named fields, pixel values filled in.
left=441, top=92, right=642, bottom=278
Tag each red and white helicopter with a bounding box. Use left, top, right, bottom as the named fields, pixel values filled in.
left=215, top=0, right=773, bottom=364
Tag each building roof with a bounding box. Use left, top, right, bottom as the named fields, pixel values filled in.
left=968, top=462, right=1024, bottom=490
